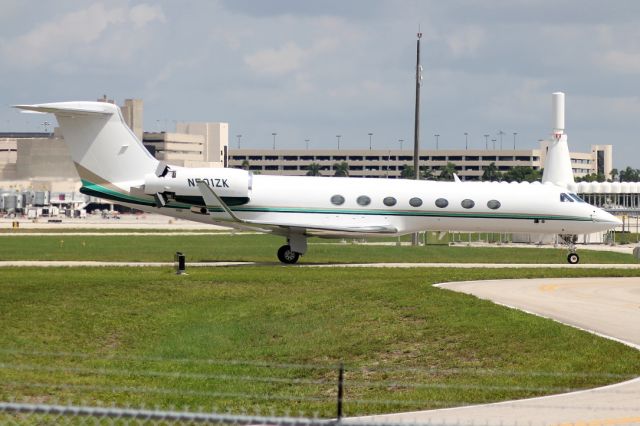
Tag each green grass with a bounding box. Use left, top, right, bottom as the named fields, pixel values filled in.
left=0, top=234, right=634, bottom=264
left=0, top=227, right=227, bottom=234
left=1, top=267, right=639, bottom=417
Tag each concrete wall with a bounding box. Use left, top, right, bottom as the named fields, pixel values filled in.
left=16, top=138, right=78, bottom=180
left=176, top=122, right=228, bottom=163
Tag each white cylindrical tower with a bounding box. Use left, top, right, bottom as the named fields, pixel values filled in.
left=542, top=92, right=574, bottom=186
left=552, top=92, right=565, bottom=133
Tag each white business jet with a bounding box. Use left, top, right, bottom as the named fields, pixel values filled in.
left=15, top=102, right=620, bottom=264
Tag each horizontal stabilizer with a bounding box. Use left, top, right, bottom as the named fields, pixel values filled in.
left=13, top=103, right=114, bottom=116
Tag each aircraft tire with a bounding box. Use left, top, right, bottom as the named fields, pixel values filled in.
left=277, top=245, right=300, bottom=264
left=567, top=253, right=579, bottom=264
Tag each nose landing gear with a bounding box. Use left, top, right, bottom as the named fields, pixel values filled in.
left=560, top=234, right=580, bottom=264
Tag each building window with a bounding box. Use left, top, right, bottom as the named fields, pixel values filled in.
left=357, top=195, right=371, bottom=206
left=331, top=195, right=345, bottom=205
left=487, top=200, right=501, bottom=210
left=461, top=199, right=475, bottom=209
left=435, top=198, right=448, bottom=208
left=383, top=197, right=397, bottom=206
left=409, top=197, right=423, bottom=207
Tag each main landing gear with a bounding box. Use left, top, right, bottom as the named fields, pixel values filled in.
left=277, top=245, right=300, bottom=264
left=560, top=235, right=580, bottom=264
left=277, top=234, right=307, bottom=265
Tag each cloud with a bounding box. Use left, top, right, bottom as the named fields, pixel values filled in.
left=244, top=42, right=307, bottom=75
left=598, top=50, right=640, bottom=74
left=0, top=2, right=165, bottom=69
left=446, top=26, right=486, bottom=57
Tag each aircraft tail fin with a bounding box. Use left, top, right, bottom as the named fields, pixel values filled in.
left=14, top=102, right=158, bottom=190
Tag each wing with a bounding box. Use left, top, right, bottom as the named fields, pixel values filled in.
left=196, top=181, right=397, bottom=237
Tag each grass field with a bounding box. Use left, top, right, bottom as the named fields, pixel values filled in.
left=0, top=233, right=635, bottom=264
left=1, top=266, right=640, bottom=418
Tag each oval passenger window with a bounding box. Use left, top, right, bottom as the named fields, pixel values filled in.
left=331, top=195, right=345, bottom=205
left=487, top=200, right=501, bottom=210
left=435, top=198, right=448, bottom=208
left=357, top=195, right=371, bottom=206
left=383, top=197, right=397, bottom=206
left=461, top=199, right=475, bottom=209
left=409, top=197, right=423, bottom=207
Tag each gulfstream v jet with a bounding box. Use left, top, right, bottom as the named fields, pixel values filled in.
left=15, top=102, right=620, bottom=264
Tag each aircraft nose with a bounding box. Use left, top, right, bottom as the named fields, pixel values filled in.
left=592, top=208, right=622, bottom=227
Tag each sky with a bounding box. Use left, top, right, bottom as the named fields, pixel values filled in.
left=1, top=0, right=640, bottom=168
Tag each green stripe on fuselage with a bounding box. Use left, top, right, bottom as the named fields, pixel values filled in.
left=80, top=179, right=590, bottom=222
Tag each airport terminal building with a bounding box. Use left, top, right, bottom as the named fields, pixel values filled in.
left=226, top=143, right=611, bottom=181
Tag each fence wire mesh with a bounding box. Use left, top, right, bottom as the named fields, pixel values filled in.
left=0, top=348, right=638, bottom=425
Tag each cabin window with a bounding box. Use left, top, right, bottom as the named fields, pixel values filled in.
left=409, top=197, right=423, bottom=207
left=569, top=193, right=585, bottom=203
left=461, top=199, right=475, bottom=209
left=487, top=200, right=501, bottom=210
left=560, top=193, right=574, bottom=202
left=331, top=195, right=345, bottom=206
left=383, top=197, right=397, bottom=207
left=435, top=198, right=448, bottom=208
left=357, top=195, right=371, bottom=206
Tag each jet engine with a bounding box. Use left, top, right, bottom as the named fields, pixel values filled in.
left=143, top=164, right=251, bottom=208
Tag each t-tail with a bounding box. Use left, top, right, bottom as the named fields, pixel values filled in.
left=14, top=101, right=159, bottom=201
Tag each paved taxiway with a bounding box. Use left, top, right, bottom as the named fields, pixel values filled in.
left=349, top=277, right=640, bottom=425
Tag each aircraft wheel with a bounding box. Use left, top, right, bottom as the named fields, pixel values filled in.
left=567, top=253, right=579, bottom=264
left=277, top=245, right=300, bottom=264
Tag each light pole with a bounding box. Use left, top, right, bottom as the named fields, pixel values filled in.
left=434, top=134, right=440, bottom=150
left=513, top=132, right=517, bottom=150
left=398, top=139, right=404, bottom=151
left=368, top=132, right=373, bottom=150
left=464, top=132, right=468, bottom=150
left=492, top=138, right=496, bottom=150
left=272, top=132, right=277, bottom=150
left=498, top=130, right=505, bottom=150
left=236, top=134, right=242, bottom=149
left=336, top=134, right=341, bottom=150
left=305, top=139, right=310, bottom=150
left=484, top=134, right=489, bottom=150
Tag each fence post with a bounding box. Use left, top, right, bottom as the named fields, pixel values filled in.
left=336, top=363, right=344, bottom=421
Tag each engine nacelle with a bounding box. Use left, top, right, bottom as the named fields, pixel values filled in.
left=143, top=167, right=251, bottom=206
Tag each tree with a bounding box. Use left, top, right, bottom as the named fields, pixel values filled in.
left=620, top=166, right=640, bottom=182
left=502, top=166, right=541, bottom=183
left=609, top=168, right=619, bottom=182
left=437, top=162, right=457, bottom=181
left=481, top=162, right=502, bottom=182
left=333, top=161, right=349, bottom=177
left=400, top=164, right=414, bottom=179
left=420, top=166, right=435, bottom=180
left=241, top=159, right=250, bottom=170
left=305, top=162, right=322, bottom=176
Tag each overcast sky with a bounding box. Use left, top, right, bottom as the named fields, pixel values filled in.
left=1, top=0, right=640, bottom=168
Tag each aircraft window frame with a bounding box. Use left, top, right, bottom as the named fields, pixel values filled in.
left=330, top=195, right=345, bottom=206
left=569, top=193, right=585, bottom=203
left=435, top=198, right=448, bottom=208
left=383, top=196, right=397, bottom=207
left=487, top=200, right=501, bottom=210
left=560, top=193, right=574, bottom=202
left=357, top=195, right=371, bottom=206
left=409, top=197, right=423, bottom=207
left=461, top=199, right=475, bottom=209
